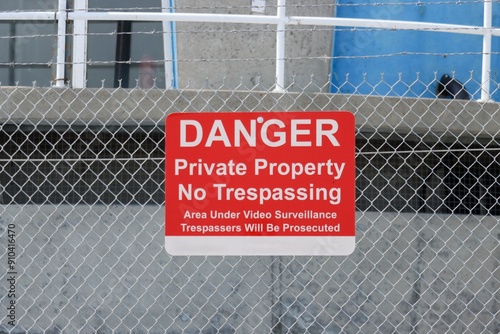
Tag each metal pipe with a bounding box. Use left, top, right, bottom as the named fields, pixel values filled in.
left=8, top=23, right=15, bottom=85
left=0, top=9, right=497, bottom=37
left=67, top=11, right=281, bottom=24
left=0, top=9, right=497, bottom=36
left=274, top=0, right=286, bottom=92
left=63, top=12, right=500, bottom=37
left=72, top=0, right=88, bottom=88
left=162, top=0, right=177, bottom=89
left=481, top=0, right=493, bottom=101
left=55, top=0, right=67, bottom=87
left=0, top=12, right=54, bottom=20
left=291, top=16, right=495, bottom=36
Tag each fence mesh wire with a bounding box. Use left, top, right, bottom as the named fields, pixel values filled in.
left=0, top=1, right=499, bottom=333
left=0, top=80, right=498, bottom=333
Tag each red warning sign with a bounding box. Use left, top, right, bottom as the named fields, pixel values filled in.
left=165, top=111, right=355, bottom=255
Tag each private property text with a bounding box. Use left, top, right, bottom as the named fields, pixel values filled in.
left=175, top=158, right=345, bottom=205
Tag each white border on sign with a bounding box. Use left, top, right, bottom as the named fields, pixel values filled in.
left=165, top=236, right=355, bottom=256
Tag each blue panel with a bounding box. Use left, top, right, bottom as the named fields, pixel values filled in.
left=331, top=0, right=500, bottom=100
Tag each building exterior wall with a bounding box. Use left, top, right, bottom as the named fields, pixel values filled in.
left=174, top=0, right=335, bottom=91
left=1, top=204, right=497, bottom=333
left=0, top=1, right=335, bottom=91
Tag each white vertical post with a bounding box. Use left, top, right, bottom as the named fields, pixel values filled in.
left=481, top=0, right=492, bottom=101
left=55, top=0, right=67, bottom=87
left=162, top=0, right=177, bottom=89
left=72, top=0, right=88, bottom=88
left=274, top=0, right=286, bottom=92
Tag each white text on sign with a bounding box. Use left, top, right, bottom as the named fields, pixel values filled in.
left=174, top=158, right=345, bottom=180
left=179, top=118, right=340, bottom=147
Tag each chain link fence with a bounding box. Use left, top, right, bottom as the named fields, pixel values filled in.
left=0, top=0, right=498, bottom=332
left=0, top=79, right=498, bottom=333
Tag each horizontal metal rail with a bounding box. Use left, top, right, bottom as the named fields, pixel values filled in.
left=1, top=10, right=495, bottom=35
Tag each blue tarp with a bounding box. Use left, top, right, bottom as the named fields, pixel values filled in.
left=331, top=0, right=500, bottom=100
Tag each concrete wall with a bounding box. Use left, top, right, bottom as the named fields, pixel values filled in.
left=0, top=205, right=498, bottom=333
left=0, top=87, right=497, bottom=137
left=175, top=0, right=335, bottom=91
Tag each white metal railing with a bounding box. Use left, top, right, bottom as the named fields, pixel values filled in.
left=0, top=0, right=497, bottom=99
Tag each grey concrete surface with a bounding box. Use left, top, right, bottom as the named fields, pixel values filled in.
left=0, top=206, right=498, bottom=333
left=0, top=88, right=498, bottom=144
left=174, top=0, right=335, bottom=92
